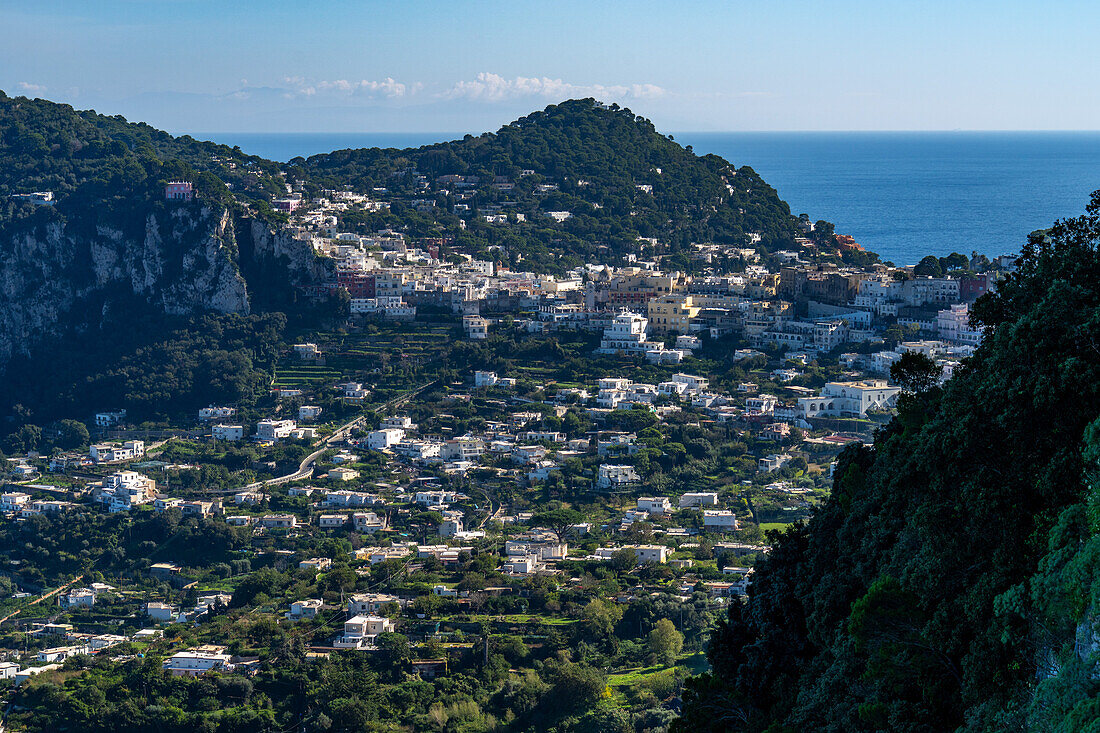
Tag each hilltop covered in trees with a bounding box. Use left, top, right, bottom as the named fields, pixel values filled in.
left=0, top=90, right=283, bottom=216
left=676, top=195, right=1100, bottom=731
left=290, top=99, right=801, bottom=271
left=0, top=92, right=327, bottom=423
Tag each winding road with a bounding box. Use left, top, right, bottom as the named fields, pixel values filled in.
left=237, top=380, right=439, bottom=493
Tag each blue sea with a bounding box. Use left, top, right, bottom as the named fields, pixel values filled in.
left=199, top=131, right=1100, bottom=266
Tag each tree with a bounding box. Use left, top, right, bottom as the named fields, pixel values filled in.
left=913, top=254, right=944, bottom=278
left=52, top=419, right=89, bottom=450
left=941, top=252, right=970, bottom=271
left=812, top=220, right=836, bottom=245
left=562, top=410, right=591, bottom=438
left=648, top=618, right=684, bottom=665
left=890, top=351, right=943, bottom=392
left=531, top=508, right=583, bottom=544
left=582, top=598, right=623, bottom=640
left=610, top=548, right=637, bottom=572
left=5, top=424, right=41, bottom=454
left=376, top=632, right=411, bottom=666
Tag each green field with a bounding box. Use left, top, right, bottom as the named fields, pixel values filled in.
left=273, top=364, right=341, bottom=387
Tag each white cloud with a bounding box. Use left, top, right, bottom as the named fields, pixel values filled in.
left=271, top=73, right=663, bottom=107
left=441, top=73, right=666, bottom=103
left=17, top=81, right=47, bottom=93
left=283, top=76, right=420, bottom=99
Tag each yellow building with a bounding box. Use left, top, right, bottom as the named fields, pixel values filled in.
left=647, top=294, right=701, bottom=335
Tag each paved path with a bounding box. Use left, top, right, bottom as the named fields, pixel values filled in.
left=0, top=574, right=85, bottom=627
left=234, top=380, right=439, bottom=493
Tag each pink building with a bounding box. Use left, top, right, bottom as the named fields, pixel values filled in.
left=165, top=181, right=193, bottom=201
left=273, top=198, right=301, bottom=213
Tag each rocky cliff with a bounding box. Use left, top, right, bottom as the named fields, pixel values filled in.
left=0, top=201, right=324, bottom=365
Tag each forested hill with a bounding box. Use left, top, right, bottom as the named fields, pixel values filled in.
left=0, top=93, right=800, bottom=425
left=676, top=196, right=1100, bottom=731
left=0, top=91, right=285, bottom=216
left=290, top=99, right=800, bottom=270
left=0, top=91, right=331, bottom=422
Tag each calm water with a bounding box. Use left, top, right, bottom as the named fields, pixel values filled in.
left=200, top=131, right=1100, bottom=266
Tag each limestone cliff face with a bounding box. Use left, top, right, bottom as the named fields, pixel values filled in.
left=244, top=217, right=332, bottom=288
left=0, top=203, right=323, bottom=365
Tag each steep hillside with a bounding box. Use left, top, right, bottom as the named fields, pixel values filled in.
left=676, top=195, right=1100, bottom=731
left=0, top=92, right=330, bottom=370
left=291, top=99, right=800, bottom=271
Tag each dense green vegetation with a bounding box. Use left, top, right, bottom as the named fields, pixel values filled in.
left=0, top=481, right=716, bottom=733
left=292, top=99, right=800, bottom=272
left=0, top=89, right=282, bottom=213
left=1, top=310, right=287, bottom=427
left=677, top=195, right=1100, bottom=731
left=0, top=91, right=314, bottom=425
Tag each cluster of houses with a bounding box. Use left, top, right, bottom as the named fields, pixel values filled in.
left=235, top=166, right=1000, bottom=368
left=342, top=369, right=891, bottom=491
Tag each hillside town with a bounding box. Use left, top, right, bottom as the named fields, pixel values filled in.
left=0, top=174, right=1007, bottom=701
left=0, top=154, right=1016, bottom=732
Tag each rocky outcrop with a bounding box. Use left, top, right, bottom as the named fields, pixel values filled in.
left=0, top=202, right=321, bottom=365
left=244, top=217, right=333, bottom=287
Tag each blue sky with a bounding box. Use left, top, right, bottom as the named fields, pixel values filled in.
left=1, top=1, right=1096, bottom=134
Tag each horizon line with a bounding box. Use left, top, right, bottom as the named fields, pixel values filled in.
left=191, top=128, right=1100, bottom=136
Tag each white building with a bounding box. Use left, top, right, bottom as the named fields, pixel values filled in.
left=90, top=440, right=144, bottom=462
left=212, top=424, right=244, bottom=441
left=318, top=514, right=348, bottom=528
left=101, top=471, right=156, bottom=512
left=324, top=490, right=381, bottom=508
left=146, top=602, right=175, bottom=622
left=294, top=343, right=321, bottom=359
left=38, top=645, right=89, bottom=663
left=350, top=297, right=416, bottom=320
left=335, top=615, right=395, bottom=649
left=937, top=303, right=984, bottom=346
left=234, top=491, right=262, bottom=505
left=703, top=510, right=740, bottom=532
left=258, top=514, right=298, bottom=529
left=628, top=545, right=670, bottom=564
left=679, top=492, right=719, bottom=508
left=745, top=394, right=778, bottom=416
left=596, top=311, right=663, bottom=358
left=597, top=464, right=640, bottom=489
left=440, top=437, right=484, bottom=461
left=327, top=467, right=360, bottom=481
left=163, top=649, right=233, bottom=677
left=256, top=419, right=297, bottom=441
left=94, top=410, right=126, bottom=428
left=672, top=373, right=710, bottom=392
left=348, top=593, right=400, bottom=616
left=59, top=588, right=97, bottom=609
left=637, top=497, right=673, bottom=515
left=463, top=315, right=490, bottom=339
left=381, top=415, right=417, bottom=431
left=286, top=599, right=324, bottom=619
left=759, top=454, right=793, bottom=473
left=474, top=370, right=500, bottom=388
left=1, top=491, right=31, bottom=512
left=675, top=335, right=702, bottom=351
left=199, top=406, right=236, bottom=420
left=367, top=428, right=405, bottom=450
left=353, top=512, right=385, bottom=533
left=797, top=380, right=901, bottom=419
left=298, top=405, right=323, bottom=421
